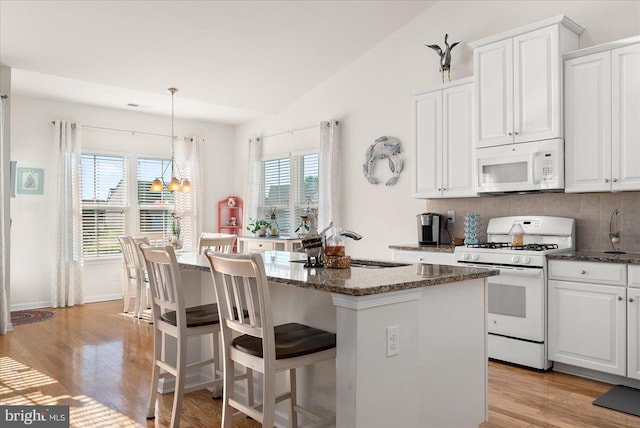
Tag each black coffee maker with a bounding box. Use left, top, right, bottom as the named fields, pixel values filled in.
left=417, top=213, right=441, bottom=246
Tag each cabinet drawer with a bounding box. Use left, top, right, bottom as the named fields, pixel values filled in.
left=630, top=265, right=640, bottom=288
left=246, top=241, right=276, bottom=252
left=548, top=260, right=627, bottom=286
left=391, top=250, right=455, bottom=265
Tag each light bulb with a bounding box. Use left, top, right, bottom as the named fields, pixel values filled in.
left=180, top=179, right=192, bottom=192
left=168, top=177, right=181, bottom=192
left=150, top=178, right=164, bottom=192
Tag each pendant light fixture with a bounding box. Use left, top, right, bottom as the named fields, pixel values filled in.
left=150, top=87, right=192, bottom=193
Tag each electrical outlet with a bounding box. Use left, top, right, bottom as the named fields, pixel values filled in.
left=386, top=325, right=400, bottom=357
left=447, top=210, right=455, bottom=224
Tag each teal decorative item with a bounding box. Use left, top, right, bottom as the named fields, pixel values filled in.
left=17, top=167, right=44, bottom=195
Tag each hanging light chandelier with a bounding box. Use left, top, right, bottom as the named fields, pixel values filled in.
left=150, top=87, right=192, bottom=193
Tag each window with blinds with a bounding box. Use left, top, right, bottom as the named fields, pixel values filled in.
left=81, top=154, right=127, bottom=258
left=137, top=158, right=174, bottom=243
left=258, top=152, right=318, bottom=235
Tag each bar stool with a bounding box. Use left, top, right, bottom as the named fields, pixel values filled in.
left=116, top=235, right=144, bottom=318
left=198, top=232, right=237, bottom=254
left=204, top=251, right=336, bottom=428
left=139, top=244, right=223, bottom=428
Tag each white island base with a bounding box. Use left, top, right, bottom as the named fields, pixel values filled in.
left=175, top=254, right=490, bottom=428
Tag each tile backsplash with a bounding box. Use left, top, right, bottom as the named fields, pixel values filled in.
left=425, top=191, right=640, bottom=253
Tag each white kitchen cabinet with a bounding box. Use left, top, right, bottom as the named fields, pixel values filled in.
left=391, top=249, right=455, bottom=265
left=412, top=77, right=476, bottom=198
left=471, top=16, right=582, bottom=148
left=564, top=37, right=640, bottom=193
left=548, top=278, right=627, bottom=376
left=629, top=265, right=640, bottom=380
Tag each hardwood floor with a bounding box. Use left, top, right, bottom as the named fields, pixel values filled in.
left=1, top=300, right=639, bottom=427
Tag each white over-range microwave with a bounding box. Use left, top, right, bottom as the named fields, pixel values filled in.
left=476, top=139, right=564, bottom=194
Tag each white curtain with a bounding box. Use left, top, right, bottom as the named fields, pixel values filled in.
left=0, top=95, right=9, bottom=334
left=244, top=136, right=262, bottom=228
left=173, top=136, right=202, bottom=252
left=318, top=120, right=341, bottom=229
left=51, top=120, right=83, bottom=308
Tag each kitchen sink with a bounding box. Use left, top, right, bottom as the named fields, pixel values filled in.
left=289, top=259, right=410, bottom=269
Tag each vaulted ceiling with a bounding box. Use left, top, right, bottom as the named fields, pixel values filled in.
left=0, top=1, right=436, bottom=123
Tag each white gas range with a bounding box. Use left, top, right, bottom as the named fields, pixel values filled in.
left=455, top=216, right=575, bottom=370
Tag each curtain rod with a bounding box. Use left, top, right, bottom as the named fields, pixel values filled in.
left=50, top=121, right=172, bottom=138
left=261, top=124, right=319, bottom=140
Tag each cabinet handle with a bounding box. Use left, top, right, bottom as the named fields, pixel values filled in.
left=419, top=257, right=424, bottom=261
left=604, top=178, right=610, bottom=183
left=631, top=298, right=635, bottom=303
left=618, top=296, right=623, bottom=301
left=508, top=132, right=513, bottom=136
left=581, top=270, right=586, bottom=274
left=514, top=131, right=519, bottom=135
left=442, top=188, right=447, bottom=191
left=437, top=188, right=442, bottom=191
left=612, top=178, right=618, bottom=182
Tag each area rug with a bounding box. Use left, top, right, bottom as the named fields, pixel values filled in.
left=593, top=385, right=640, bottom=417
left=10, top=310, right=57, bottom=326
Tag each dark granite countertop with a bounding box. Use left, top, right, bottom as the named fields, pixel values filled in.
left=547, top=250, right=640, bottom=265
left=178, top=250, right=498, bottom=296
left=388, top=244, right=456, bottom=253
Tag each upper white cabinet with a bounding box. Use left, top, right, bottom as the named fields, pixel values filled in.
left=564, top=37, right=640, bottom=193
left=471, top=16, right=583, bottom=148
left=412, top=77, right=476, bottom=198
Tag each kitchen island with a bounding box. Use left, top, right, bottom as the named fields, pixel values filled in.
left=177, top=251, right=498, bottom=428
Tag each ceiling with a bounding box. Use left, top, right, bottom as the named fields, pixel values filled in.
left=0, top=1, right=436, bottom=124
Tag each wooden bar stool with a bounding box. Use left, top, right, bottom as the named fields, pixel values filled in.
left=204, top=251, right=336, bottom=427
left=116, top=235, right=144, bottom=318
left=198, top=232, right=237, bottom=254
left=139, top=244, right=223, bottom=428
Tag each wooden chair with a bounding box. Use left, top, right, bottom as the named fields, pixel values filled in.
left=139, top=244, right=223, bottom=428
left=204, top=251, right=337, bottom=428
left=198, top=233, right=237, bottom=254
left=116, top=235, right=144, bottom=318
left=131, top=236, right=152, bottom=321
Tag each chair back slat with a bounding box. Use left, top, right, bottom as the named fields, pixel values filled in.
left=140, top=244, right=184, bottom=326
left=132, top=236, right=150, bottom=275
left=205, top=251, right=274, bottom=346
left=199, top=233, right=237, bottom=254
left=117, top=235, right=139, bottom=278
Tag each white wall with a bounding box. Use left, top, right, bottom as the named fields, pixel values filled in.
left=1, top=66, right=11, bottom=319
left=9, top=94, right=236, bottom=309
left=235, top=0, right=640, bottom=260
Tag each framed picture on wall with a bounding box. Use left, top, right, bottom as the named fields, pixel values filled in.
left=17, top=167, right=44, bottom=195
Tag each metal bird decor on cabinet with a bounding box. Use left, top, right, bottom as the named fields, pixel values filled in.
left=426, top=34, right=461, bottom=82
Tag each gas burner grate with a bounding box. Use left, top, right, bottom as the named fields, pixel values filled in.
left=466, top=242, right=559, bottom=251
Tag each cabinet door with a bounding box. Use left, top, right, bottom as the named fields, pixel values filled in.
left=391, top=250, right=455, bottom=265
left=442, top=82, right=476, bottom=197
left=513, top=25, right=561, bottom=143
left=564, top=52, right=612, bottom=193
left=412, top=91, right=443, bottom=198
left=548, top=280, right=626, bottom=375
left=629, top=286, right=640, bottom=380
left=474, top=38, right=513, bottom=148
left=612, top=43, right=640, bottom=191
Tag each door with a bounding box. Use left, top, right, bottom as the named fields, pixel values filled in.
left=564, top=51, right=612, bottom=193
left=474, top=38, right=513, bottom=148
left=412, top=91, right=443, bottom=198
left=442, top=81, right=476, bottom=197
left=629, top=286, right=640, bottom=380
left=548, top=280, right=626, bottom=376
left=513, top=25, right=561, bottom=143
left=487, top=267, right=544, bottom=342
left=611, top=42, right=640, bottom=191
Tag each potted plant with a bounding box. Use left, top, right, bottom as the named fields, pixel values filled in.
left=246, top=218, right=270, bottom=237
left=170, top=212, right=182, bottom=248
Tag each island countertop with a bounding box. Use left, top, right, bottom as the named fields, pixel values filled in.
left=177, top=250, right=498, bottom=297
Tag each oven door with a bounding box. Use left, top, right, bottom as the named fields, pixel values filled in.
left=486, top=266, right=545, bottom=342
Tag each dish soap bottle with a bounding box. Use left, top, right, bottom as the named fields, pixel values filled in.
left=509, top=223, right=525, bottom=247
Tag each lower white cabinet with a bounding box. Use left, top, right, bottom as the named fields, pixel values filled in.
left=548, top=279, right=627, bottom=375
left=629, top=266, right=640, bottom=380
left=391, top=249, right=456, bottom=265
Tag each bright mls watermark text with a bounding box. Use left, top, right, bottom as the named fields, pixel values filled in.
left=1, top=406, right=69, bottom=427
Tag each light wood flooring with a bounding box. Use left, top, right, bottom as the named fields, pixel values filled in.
left=1, top=300, right=639, bottom=427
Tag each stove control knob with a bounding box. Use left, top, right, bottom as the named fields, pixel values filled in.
left=522, top=256, right=531, bottom=264
left=471, top=254, right=479, bottom=261
left=462, top=253, right=470, bottom=261
left=511, top=256, right=520, bottom=263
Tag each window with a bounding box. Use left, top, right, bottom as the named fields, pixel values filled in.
left=81, top=154, right=127, bottom=258
left=258, top=152, right=318, bottom=235
left=137, top=158, right=174, bottom=243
